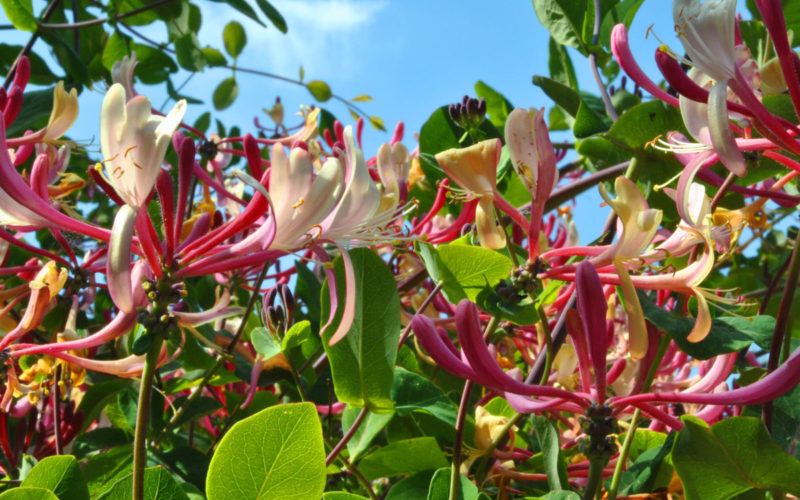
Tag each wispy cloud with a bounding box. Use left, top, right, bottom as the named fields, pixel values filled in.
left=203, top=0, right=388, bottom=81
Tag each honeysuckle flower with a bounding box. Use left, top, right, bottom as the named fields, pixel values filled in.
left=44, top=82, right=79, bottom=142
left=100, top=83, right=187, bottom=209
left=504, top=107, right=559, bottom=257
left=108, top=204, right=137, bottom=313
left=0, top=261, right=68, bottom=351
left=673, top=0, right=737, bottom=82
left=376, top=141, right=410, bottom=213
left=111, top=52, right=138, bottom=101
left=435, top=139, right=507, bottom=249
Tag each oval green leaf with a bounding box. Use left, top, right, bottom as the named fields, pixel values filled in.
left=306, top=80, right=332, bottom=102
left=0, top=488, right=58, bottom=500
left=223, top=21, right=247, bottom=58
left=321, top=248, right=401, bottom=411
left=206, top=402, right=325, bottom=500
left=21, top=455, right=89, bottom=500
left=213, top=77, right=239, bottom=111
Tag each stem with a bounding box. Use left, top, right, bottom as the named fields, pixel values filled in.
left=525, top=293, right=576, bottom=384
left=156, top=262, right=270, bottom=442
left=709, top=171, right=737, bottom=211
left=583, top=456, right=605, bottom=500
left=52, top=365, right=62, bottom=455
left=132, top=336, right=163, bottom=500
left=589, top=0, right=618, bottom=121
left=606, top=409, right=640, bottom=499
left=323, top=435, right=378, bottom=500
left=764, top=226, right=800, bottom=431
left=326, top=407, right=368, bottom=466
left=474, top=412, right=524, bottom=483
left=449, top=381, right=474, bottom=500
left=39, top=0, right=177, bottom=29
left=537, top=305, right=554, bottom=385
left=2, top=0, right=62, bottom=89
left=544, top=162, right=628, bottom=213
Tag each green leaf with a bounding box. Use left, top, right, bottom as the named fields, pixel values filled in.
left=639, top=290, right=773, bottom=359
left=306, top=80, right=332, bottom=102
left=369, top=115, right=386, bottom=131
left=392, top=368, right=458, bottom=426
left=615, top=432, right=675, bottom=496
left=208, top=0, right=265, bottom=26
left=474, top=80, right=514, bottom=129
left=419, top=106, right=462, bottom=155
left=250, top=327, right=282, bottom=359
left=77, top=380, right=132, bottom=433
left=174, top=34, right=206, bottom=72
left=357, top=437, right=448, bottom=481
left=83, top=446, right=133, bottom=498
left=282, top=320, right=313, bottom=351
left=21, top=455, right=88, bottom=500
left=385, top=471, right=435, bottom=500
left=322, top=493, right=368, bottom=499
left=321, top=248, right=401, bottom=411
left=351, top=94, right=372, bottom=102
left=437, top=243, right=513, bottom=302
left=0, top=0, right=37, bottom=32
left=206, top=403, right=325, bottom=500
left=213, top=77, right=239, bottom=111
left=194, top=112, right=211, bottom=133
left=547, top=36, right=578, bottom=88
left=605, top=100, right=686, bottom=151
left=598, top=0, right=644, bottom=48
left=223, top=21, right=247, bottom=58
left=531, top=0, right=590, bottom=54
left=427, top=467, right=479, bottom=500
left=96, top=467, right=188, bottom=500
left=255, top=0, right=288, bottom=33
left=531, top=76, right=610, bottom=137
left=744, top=383, right=800, bottom=460
left=101, top=32, right=130, bottom=72
left=170, top=396, right=223, bottom=428
left=673, top=416, right=800, bottom=499
left=0, top=488, right=58, bottom=500
left=201, top=47, right=228, bottom=67
left=532, top=415, right=569, bottom=491
left=342, top=407, right=394, bottom=461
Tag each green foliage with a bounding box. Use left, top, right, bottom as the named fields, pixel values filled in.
left=206, top=403, right=326, bottom=500
left=223, top=21, right=247, bottom=58
left=321, top=248, right=400, bottom=410
left=427, top=467, right=480, bottom=499
left=213, top=77, right=239, bottom=110
left=673, top=416, right=800, bottom=499
left=96, top=467, right=188, bottom=500
left=20, top=456, right=89, bottom=500
left=0, top=0, right=37, bottom=32
left=307, top=80, right=333, bottom=102
left=357, top=437, right=448, bottom=481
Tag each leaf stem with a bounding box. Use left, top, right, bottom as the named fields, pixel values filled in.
left=449, top=380, right=474, bottom=500
left=326, top=406, right=367, bottom=467
left=132, top=335, right=163, bottom=500
left=764, top=225, right=800, bottom=430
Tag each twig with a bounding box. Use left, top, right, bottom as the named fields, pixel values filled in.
left=39, top=0, right=177, bottom=30
left=326, top=406, right=367, bottom=467
left=589, top=0, right=618, bottom=121
left=449, top=381, right=474, bottom=500
left=52, top=365, right=62, bottom=455
left=3, top=0, right=63, bottom=89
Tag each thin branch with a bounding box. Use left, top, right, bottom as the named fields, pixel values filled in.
left=39, top=0, right=177, bottom=30
left=589, top=0, right=618, bottom=121
left=3, top=0, right=63, bottom=89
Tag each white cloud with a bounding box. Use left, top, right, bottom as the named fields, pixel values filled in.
left=203, top=0, right=388, bottom=81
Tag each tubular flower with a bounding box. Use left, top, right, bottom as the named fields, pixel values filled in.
left=100, top=83, right=187, bottom=209
left=504, top=107, right=559, bottom=257
left=673, top=0, right=738, bottom=81
left=44, top=82, right=79, bottom=142
left=435, top=139, right=506, bottom=249
left=111, top=52, right=138, bottom=101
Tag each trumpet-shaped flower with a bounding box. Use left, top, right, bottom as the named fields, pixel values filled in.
left=673, top=0, right=737, bottom=82
left=100, top=83, right=186, bottom=209
left=435, top=139, right=506, bottom=249
left=44, top=82, right=79, bottom=142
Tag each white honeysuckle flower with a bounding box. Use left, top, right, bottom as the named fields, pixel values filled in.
left=100, top=83, right=186, bottom=209
left=673, top=0, right=738, bottom=81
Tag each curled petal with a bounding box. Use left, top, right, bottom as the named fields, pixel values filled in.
left=108, top=205, right=137, bottom=313
left=708, top=79, right=746, bottom=176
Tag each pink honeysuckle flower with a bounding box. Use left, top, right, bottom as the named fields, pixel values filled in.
left=100, top=83, right=186, bottom=209
left=376, top=141, right=410, bottom=212
left=435, top=139, right=508, bottom=249
left=504, top=107, right=559, bottom=258
left=411, top=299, right=591, bottom=407
left=111, top=52, right=138, bottom=101
left=673, top=0, right=738, bottom=82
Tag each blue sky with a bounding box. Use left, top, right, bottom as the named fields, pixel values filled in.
left=2, top=0, right=751, bottom=242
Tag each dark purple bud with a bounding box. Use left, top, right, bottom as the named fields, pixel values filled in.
left=477, top=98, right=486, bottom=116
